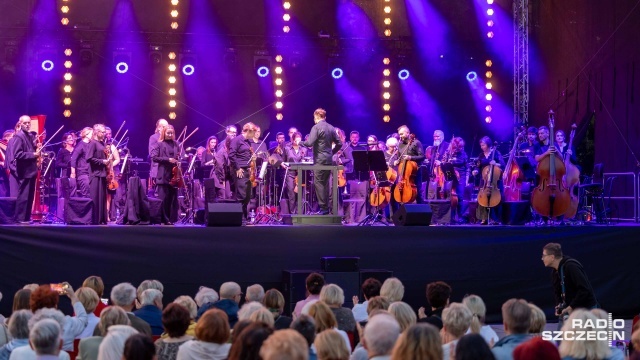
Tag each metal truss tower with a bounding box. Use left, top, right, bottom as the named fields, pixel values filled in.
left=513, top=0, right=529, bottom=127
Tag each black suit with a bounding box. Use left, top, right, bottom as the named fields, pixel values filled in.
left=87, top=139, right=108, bottom=224
left=151, top=140, right=180, bottom=223
left=8, top=130, right=38, bottom=222
left=302, top=120, right=342, bottom=212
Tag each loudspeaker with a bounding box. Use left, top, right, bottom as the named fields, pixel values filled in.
left=206, top=202, right=243, bottom=226
left=321, top=257, right=360, bottom=272
left=392, top=204, right=432, bottom=226
left=359, top=270, right=394, bottom=286
left=282, top=270, right=319, bottom=316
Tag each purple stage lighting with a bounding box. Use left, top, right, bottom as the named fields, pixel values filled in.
left=116, top=62, right=129, bottom=74
left=466, top=71, right=478, bottom=82
left=41, top=60, right=54, bottom=71
left=182, top=64, right=195, bottom=76
left=398, top=69, right=410, bottom=80
left=331, top=68, right=344, bottom=79
left=257, top=66, right=270, bottom=77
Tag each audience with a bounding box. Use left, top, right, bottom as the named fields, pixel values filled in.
left=0, top=310, right=32, bottom=360
left=259, top=329, right=309, bottom=360
left=380, top=278, right=404, bottom=303
left=320, top=284, right=357, bottom=335
left=108, top=283, right=152, bottom=336
left=172, top=296, right=197, bottom=337
left=245, top=285, right=265, bottom=303
left=227, top=322, right=274, bottom=360
left=74, top=287, right=100, bottom=339
left=12, top=289, right=32, bottom=313
left=558, top=309, right=617, bottom=360
left=177, top=309, right=230, bottom=360
left=315, top=330, right=350, bottom=360
left=462, top=295, right=499, bottom=344
left=454, top=333, right=496, bottom=360
left=390, top=323, right=442, bottom=360
left=78, top=306, right=130, bottom=360
left=195, top=282, right=241, bottom=328
left=512, top=337, right=560, bottom=360
left=361, top=313, right=400, bottom=360
left=9, top=308, right=70, bottom=360
left=136, top=280, right=165, bottom=309
left=290, top=315, right=317, bottom=360
left=193, top=287, right=218, bottom=310
left=491, top=299, right=532, bottom=360
left=294, top=273, right=325, bottom=319
left=308, top=302, right=351, bottom=353
left=81, top=276, right=107, bottom=317
left=418, top=281, right=451, bottom=330
left=526, top=303, right=546, bottom=335
left=134, top=289, right=164, bottom=336
left=591, top=308, right=626, bottom=360
left=154, top=303, right=193, bottom=360
left=97, top=325, right=138, bottom=360
left=441, top=303, right=473, bottom=360
left=249, top=308, right=276, bottom=328
left=263, top=289, right=293, bottom=330
left=387, top=302, right=417, bottom=332
left=351, top=278, right=382, bottom=323
left=123, top=334, right=156, bottom=360
left=238, top=302, right=265, bottom=322
left=29, top=319, right=63, bottom=359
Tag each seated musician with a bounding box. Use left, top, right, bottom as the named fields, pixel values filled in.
left=472, top=136, right=505, bottom=225
left=283, top=132, right=307, bottom=214
left=385, top=137, right=399, bottom=218
left=203, top=136, right=218, bottom=165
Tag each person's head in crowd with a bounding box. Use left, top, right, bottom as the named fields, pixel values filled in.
left=29, top=308, right=66, bottom=334
left=82, top=275, right=105, bottom=299
left=462, top=294, right=488, bottom=334
left=559, top=309, right=611, bottom=360
left=122, top=333, right=156, bottom=360
left=162, top=303, right=191, bottom=339
left=388, top=302, right=417, bottom=332
left=631, top=328, right=640, bottom=356
left=527, top=303, right=546, bottom=334
left=13, top=289, right=32, bottom=313
left=75, top=287, right=100, bottom=315
left=290, top=315, right=316, bottom=349
left=30, top=285, right=59, bottom=312
left=426, top=281, right=451, bottom=310
left=139, top=289, right=163, bottom=310
left=29, top=319, right=63, bottom=356
left=442, top=303, right=473, bottom=341
left=228, top=322, right=275, bottom=360
left=174, top=295, right=198, bottom=320
left=136, top=280, right=164, bottom=307
left=238, top=301, right=265, bottom=321
left=8, top=309, right=32, bottom=340
left=501, top=299, right=531, bottom=335
left=111, top=283, right=137, bottom=312
left=513, top=337, right=561, bottom=360
left=196, top=309, right=230, bottom=344
left=300, top=299, right=319, bottom=317
left=314, top=329, right=350, bottom=360
left=194, top=286, right=219, bottom=307
left=219, top=282, right=243, bottom=303
left=23, top=284, right=40, bottom=292
left=367, top=296, right=391, bottom=314
left=245, top=284, right=265, bottom=303
left=391, top=323, right=442, bottom=360
left=97, top=306, right=131, bottom=336
left=230, top=319, right=253, bottom=343
left=306, top=273, right=325, bottom=296
left=263, top=288, right=286, bottom=318
left=319, top=284, right=345, bottom=308
left=363, top=313, right=401, bottom=359
left=259, top=329, right=308, bottom=360
left=308, top=302, right=338, bottom=333
left=361, top=278, right=382, bottom=301
left=380, top=278, right=404, bottom=303
left=98, top=325, right=139, bottom=360
left=249, top=307, right=276, bottom=327
left=455, top=333, right=496, bottom=360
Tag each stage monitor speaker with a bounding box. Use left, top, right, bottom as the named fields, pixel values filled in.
left=392, top=204, right=432, bottom=226
left=321, top=257, right=360, bottom=272
left=323, top=272, right=360, bottom=308
left=359, top=270, right=394, bottom=287
left=206, top=202, right=243, bottom=227
left=282, top=270, right=320, bottom=316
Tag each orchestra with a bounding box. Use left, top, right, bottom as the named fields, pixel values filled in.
left=2, top=111, right=586, bottom=226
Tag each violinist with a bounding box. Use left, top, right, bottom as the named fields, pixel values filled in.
left=394, top=125, right=425, bottom=202
left=0, top=130, right=15, bottom=197
left=151, top=125, right=180, bottom=225
left=104, top=127, right=121, bottom=222
left=229, top=122, right=258, bottom=222
left=56, top=132, right=76, bottom=178
left=472, top=136, right=505, bottom=225
left=283, top=132, right=307, bottom=214
left=216, top=125, right=237, bottom=152
left=148, top=119, right=168, bottom=197
left=251, top=126, right=268, bottom=154
left=425, top=130, right=449, bottom=165
left=203, top=136, right=218, bottom=166
left=7, top=116, right=41, bottom=224
left=448, top=137, right=468, bottom=222
left=87, top=124, right=110, bottom=225
left=554, top=130, right=577, bottom=164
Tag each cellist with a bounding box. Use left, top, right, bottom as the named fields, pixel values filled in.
left=448, top=137, right=468, bottom=223
left=472, top=136, right=505, bottom=225
left=393, top=125, right=425, bottom=202
left=151, top=125, right=180, bottom=225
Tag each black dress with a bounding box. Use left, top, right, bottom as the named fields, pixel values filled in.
left=87, top=140, right=108, bottom=224
left=151, top=140, right=180, bottom=224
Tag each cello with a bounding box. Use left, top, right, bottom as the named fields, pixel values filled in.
left=531, top=110, right=570, bottom=218
left=393, top=134, right=417, bottom=204
left=562, top=124, right=580, bottom=218
left=477, top=145, right=502, bottom=208
left=503, top=128, right=527, bottom=201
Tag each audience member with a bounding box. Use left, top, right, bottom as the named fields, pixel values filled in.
left=97, top=325, right=138, bottom=360
left=8, top=308, right=70, bottom=360
left=136, top=280, right=164, bottom=309
left=259, top=329, right=309, bottom=360
left=591, top=308, right=626, bottom=360
left=320, top=284, right=357, bottom=335
left=294, top=273, right=325, bottom=319
left=195, top=282, right=241, bottom=328
left=387, top=302, right=417, bottom=332
left=249, top=308, right=276, bottom=327
left=12, top=289, right=32, bottom=313
left=512, top=337, right=560, bottom=360
left=526, top=303, right=546, bottom=335
left=238, top=302, right=265, bottom=322
left=245, top=284, right=265, bottom=303
left=74, top=287, right=100, bottom=339
left=229, top=320, right=252, bottom=344
left=177, top=309, right=230, bottom=360
left=154, top=303, right=193, bottom=360
left=108, top=283, right=152, bottom=336
left=454, top=333, right=496, bottom=360
left=290, top=315, right=317, bottom=360
left=172, top=296, right=197, bottom=337
left=78, top=306, right=130, bottom=360
left=123, top=334, right=156, bottom=360
left=315, top=330, right=350, bottom=360
left=390, top=323, right=442, bottom=360
left=134, top=289, right=164, bottom=335
left=0, top=310, right=32, bottom=360
left=558, top=309, right=617, bottom=360
left=82, top=276, right=107, bottom=317
left=351, top=278, right=382, bottom=323
left=361, top=313, right=400, bottom=360
left=380, top=278, right=404, bottom=303
left=462, top=295, right=498, bottom=344
left=308, top=302, right=350, bottom=353
left=264, top=289, right=293, bottom=330
left=440, top=303, right=473, bottom=360
left=418, top=281, right=451, bottom=330
left=30, top=319, right=63, bottom=359
left=193, top=287, right=218, bottom=309
left=491, top=299, right=532, bottom=360
left=227, top=322, right=274, bottom=360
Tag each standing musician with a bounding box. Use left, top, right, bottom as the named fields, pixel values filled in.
left=148, top=119, right=168, bottom=197
left=302, top=108, right=342, bottom=215
left=229, top=122, right=258, bottom=221
left=447, top=137, right=468, bottom=222
left=554, top=130, right=576, bottom=164
left=216, top=134, right=233, bottom=200
left=217, top=125, right=238, bottom=151
left=424, top=130, right=449, bottom=200
left=151, top=125, right=180, bottom=225
left=344, top=131, right=367, bottom=223
left=384, top=137, right=399, bottom=218
left=518, top=126, right=539, bottom=184
left=283, top=132, right=307, bottom=214
left=472, top=136, right=505, bottom=225
left=251, top=126, right=269, bottom=155
left=285, top=127, right=298, bottom=148
left=0, top=130, right=16, bottom=197
left=203, top=136, right=218, bottom=166
left=87, top=124, right=111, bottom=225
left=249, top=126, right=268, bottom=211
left=393, top=125, right=425, bottom=203
left=70, top=127, right=93, bottom=198
left=269, top=132, right=287, bottom=206
left=55, top=132, right=76, bottom=178
left=104, top=127, right=121, bottom=222
left=7, top=116, right=41, bottom=224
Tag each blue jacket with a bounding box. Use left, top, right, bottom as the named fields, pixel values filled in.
left=134, top=305, right=164, bottom=335
left=492, top=334, right=531, bottom=360
left=196, top=299, right=239, bottom=327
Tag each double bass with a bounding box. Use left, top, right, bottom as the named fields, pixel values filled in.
left=562, top=124, right=580, bottom=218
left=393, top=134, right=418, bottom=204
left=503, top=128, right=527, bottom=201
left=477, top=145, right=502, bottom=208
left=531, top=110, right=570, bottom=218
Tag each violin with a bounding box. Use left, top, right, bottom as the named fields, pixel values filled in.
left=249, top=147, right=258, bottom=188
left=393, top=134, right=418, bottom=204
left=104, top=143, right=119, bottom=190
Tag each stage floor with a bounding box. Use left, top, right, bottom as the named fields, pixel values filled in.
left=1, top=223, right=638, bottom=322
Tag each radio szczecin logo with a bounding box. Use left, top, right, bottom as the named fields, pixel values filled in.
left=542, top=313, right=624, bottom=346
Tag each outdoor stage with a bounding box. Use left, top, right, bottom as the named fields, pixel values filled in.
left=1, top=223, right=638, bottom=321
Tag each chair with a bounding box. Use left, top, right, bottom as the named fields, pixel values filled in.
left=68, top=338, right=81, bottom=360
left=578, top=163, right=607, bottom=223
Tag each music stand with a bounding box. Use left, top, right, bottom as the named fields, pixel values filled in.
left=352, top=150, right=389, bottom=226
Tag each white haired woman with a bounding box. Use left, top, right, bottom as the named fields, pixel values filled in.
left=97, top=325, right=138, bottom=360
left=0, top=310, right=32, bottom=359
left=462, top=295, right=499, bottom=344
left=319, top=284, right=357, bottom=336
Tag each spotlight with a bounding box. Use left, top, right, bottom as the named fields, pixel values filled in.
left=487, top=31, right=494, bottom=38
left=275, top=55, right=283, bottom=62
left=61, top=18, right=69, bottom=25
left=113, top=53, right=130, bottom=74
left=383, top=115, right=390, bottom=123
left=486, top=71, right=493, bottom=78
left=169, top=112, right=177, bottom=120
left=487, top=0, right=494, bottom=4
left=485, top=116, right=492, bottom=123
left=63, top=98, right=71, bottom=105
left=63, top=110, right=71, bottom=118
left=283, top=14, right=290, bottom=21
left=283, top=2, right=291, bottom=9
left=384, top=18, right=391, bottom=25
left=171, top=22, right=179, bottom=29
left=485, top=105, right=492, bottom=112
left=64, top=49, right=72, bottom=56
left=485, top=60, right=492, bottom=67
left=384, top=29, right=391, bottom=37
left=180, top=54, right=197, bottom=76
left=182, top=64, right=194, bottom=76
left=171, top=0, right=179, bottom=5
left=168, top=52, right=177, bottom=60
left=384, top=6, right=391, bottom=13
left=383, top=69, right=391, bottom=76
left=257, top=66, right=270, bottom=77
left=64, top=85, right=72, bottom=93
left=275, top=66, right=283, bottom=74
left=171, top=10, right=178, bottom=17
left=275, top=78, right=283, bottom=86
left=64, top=73, right=72, bottom=81
left=275, top=101, right=283, bottom=109
left=383, top=92, right=391, bottom=100
left=168, top=88, right=176, bottom=96
left=485, top=94, right=493, bottom=101
left=276, top=113, right=284, bottom=121
left=283, top=26, right=290, bottom=33
left=383, top=80, right=390, bottom=88
left=466, top=71, right=478, bottom=82
left=487, top=9, right=494, bottom=16
left=486, top=83, right=493, bottom=89
left=64, top=61, right=72, bottom=69
left=168, top=64, right=176, bottom=72
left=383, top=58, right=390, bottom=65
left=398, top=69, right=410, bottom=80
left=116, top=62, right=128, bottom=74
left=383, top=104, right=391, bottom=111
left=331, top=68, right=343, bottom=79
left=254, top=56, right=271, bottom=77
left=275, top=90, right=283, bottom=97
left=487, top=20, right=494, bottom=27
left=168, top=76, right=176, bottom=84
left=169, top=100, right=177, bottom=108
left=41, top=60, right=54, bottom=71
left=61, top=6, right=69, bottom=13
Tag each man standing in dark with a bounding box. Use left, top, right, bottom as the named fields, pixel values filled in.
left=542, top=243, right=598, bottom=323
left=229, top=122, right=257, bottom=221
left=87, top=124, right=110, bottom=225
left=393, top=125, right=425, bottom=203
left=8, top=116, right=40, bottom=224
left=70, top=127, right=93, bottom=198
left=344, top=130, right=367, bottom=223
left=302, top=108, right=342, bottom=215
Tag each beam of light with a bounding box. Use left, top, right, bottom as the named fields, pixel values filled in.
left=405, top=0, right=450, bottom=62
left=400, top=77, right=444, bottom=136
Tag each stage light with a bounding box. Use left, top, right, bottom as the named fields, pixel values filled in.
left=275, top=78, right=283, bottom=85
left=485, top=94, right=493, bottom=101
left=383, top=80, right=390, bottom=88
left=384, top=18, right=391, bottom=25
left=331, top=68, right=343, bottom=79
left=63, top=98, right=71, bottom=105
left=466, top=71, right=478, bottom=82
left=486, top=71, right=493, bottom=78
left=487, top=20, right=494, bottom=27
left=383, top=69, right=391, bottom=76
left=398, top=69, right=410, bottom=80
left=485, top=60, right=492, bottom=67
left=168, top=64, right=176, bottom=71
left=485, top=116, right=492, bottom=123
left=276, top=113, right=284, bottom=120
left=275, top=90, right=283, bottom=97
left=283, top=2, right=291, bottom=9
left=64, top=61, right=72, bottom=69
left=171, top=0, right=179, bottom=5
left=171, top=22, right=179, bottom=29
left=487, top=0, right=494, bottom=4
left=171, top=10, right=178, bottom=17
left=384, top=29, right=392, bottom=37
left=383, top=92, right=391, bottom=100
left=275, top=101, right=283, bottom=109
left=486, top=105, right=492, bottom=112
left=168, top=52, right=176, bottom=60
left=486, top=82, right=493, bottom=89
left=275, top=66, right=283, bottom=74
left=384, top=6, right=391, bottom=13
left=61, top=6, right=69, bottom=13
left=283, top=26, right=290, bottom=33
left=61, top=18, right=69, bottom=25
left=254, top=57, right=271, bottom=77
left=182, top=64, right=194, bottom=75
left=257, top=66, right=269, bottom=77
left=63, top=110, right=71, bottom=118
left=169, top=112, right=177, bottom=120
left=275, top=55, right=283, bottom=63
left=168, top=88, right=176, bottom=96
left=383, top=104, right=391, bottom=111
left=64, top=85, right=72, bottom=93
left=169, top=100, right=177, bottom=108
left=383, top=58, right=390, bottom=65
left=487, top=31, right=494, bottom=38
left=116, top=62, right=128, bottom=73
left=487, top=9, right=494, bottom=16
left=41, top=60, right=54, bottom=71
left=64, top=73, right=72, bottom=81
left=383, top=115, right=390, bottom=122
left=283, top=14, right=290, bottom=21
left=168, top=76, right=176, bottom=83
left=64, top=49, right=72, bottom=56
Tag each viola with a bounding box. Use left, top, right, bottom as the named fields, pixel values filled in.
left=562, top=124, right=581, bottom=218
left=393, top=134, right=418, bottom=204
